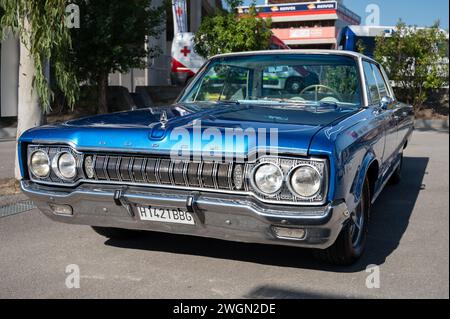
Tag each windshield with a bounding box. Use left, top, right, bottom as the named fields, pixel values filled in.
left=180, top=54, right=362, bottom=108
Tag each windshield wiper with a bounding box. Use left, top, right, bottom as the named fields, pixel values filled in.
left=317, top=101, right=339, bottom=109
left=258, top=98, right=309, bottom=104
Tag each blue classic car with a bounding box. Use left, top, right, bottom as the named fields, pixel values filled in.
left=18, top=50, right=414, bottom=265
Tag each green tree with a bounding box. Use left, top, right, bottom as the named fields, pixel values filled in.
left=194, top=1, right=272, bottom=58
left=374, top=21, right=449, bottom=108
left=69, top=0, right=165, bottom=114
left=0, top=0, right=78, bottom=112
left=324, top=66, right=359, bottom=97
left=356, top=39, right=366, bottom=55
left=1, top=0, right=78, bottom=179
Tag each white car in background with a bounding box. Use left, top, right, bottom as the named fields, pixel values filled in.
left=263, top=66, right=320, bottom=94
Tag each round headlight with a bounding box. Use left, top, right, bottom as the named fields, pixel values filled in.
left=54, top=152, right=77, bottom=180
left=289, top=165, right=321, bottom=198
left=30, top=151, right=50, bottom=177
left=253, top=163, right=283, bottom=195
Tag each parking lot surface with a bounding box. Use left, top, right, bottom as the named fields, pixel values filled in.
left=0, top=130, right=448, bottom=299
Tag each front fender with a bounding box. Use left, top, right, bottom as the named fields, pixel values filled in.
left=351, top=150, right=377, bottom=205
left=309, top=108, right=385, bottom=214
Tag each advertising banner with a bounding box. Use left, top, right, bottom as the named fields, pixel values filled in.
left=172, top=0, right=188, bottom=34
left=238, top=1, right=337, bottom=15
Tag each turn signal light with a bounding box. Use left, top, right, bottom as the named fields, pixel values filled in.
left=49, top=204, right=73, bottom=216
left=272, top=226, right=306, bottom=240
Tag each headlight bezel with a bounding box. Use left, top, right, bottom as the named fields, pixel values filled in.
left=287, top=164, right=323, bottom=199
left=27, top=145, right=82, bottom=183
left=51, top=151, right=78, bottom=181
left=248, top=156, right=328, bottom=205
left=29, top=150, right=51, bottom=178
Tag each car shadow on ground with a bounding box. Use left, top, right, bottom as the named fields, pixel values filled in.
left=105, top=156, right=429, bottom=273
left=244, top=285, right=352, bottom=299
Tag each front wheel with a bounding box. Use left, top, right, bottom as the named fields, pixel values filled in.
left=314, top=177, right=371, bottom=265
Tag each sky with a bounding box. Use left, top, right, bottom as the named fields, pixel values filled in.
left=239, top=0, right=449, bottom=29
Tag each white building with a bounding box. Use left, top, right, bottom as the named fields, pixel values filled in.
left=108, top=0, right=221, bottom=93
left=238, top=0, right=361, bottom=49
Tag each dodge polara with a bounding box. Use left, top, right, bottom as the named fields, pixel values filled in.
left=19, top=50, right=414, bottom=265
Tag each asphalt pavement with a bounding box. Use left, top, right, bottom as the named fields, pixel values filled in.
left=0, top=129, right=448, bottom=299
left=0, top=140, right=16, bottom=180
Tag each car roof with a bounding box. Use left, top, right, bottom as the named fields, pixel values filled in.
left=210, top=49, right=378, bottom=64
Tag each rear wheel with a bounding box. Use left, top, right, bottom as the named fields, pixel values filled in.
left=314, top=177, right=371, bottom=265
left=91, top=226, right=142, bottom=239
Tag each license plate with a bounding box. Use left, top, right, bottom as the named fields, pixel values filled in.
left=137, top=206, right=195, bottom=225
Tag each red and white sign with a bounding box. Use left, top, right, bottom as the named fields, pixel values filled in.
left=171, top=32, right=205, bottom=78
left=172, top=0, right=187, bottom=34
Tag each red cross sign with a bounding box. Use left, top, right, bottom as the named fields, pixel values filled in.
left=180, top=46, right=191, bottom=57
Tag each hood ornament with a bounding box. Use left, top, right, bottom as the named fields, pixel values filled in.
left=159, top=111, right=168, bottom=128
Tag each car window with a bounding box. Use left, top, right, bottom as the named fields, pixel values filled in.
left=362, top=61, right=380, bottom=105
left=189, top=65, right=250, bottom=102
left=181, top=54, right=362, bottom=108
left=372, top=64, right=389, bottom=99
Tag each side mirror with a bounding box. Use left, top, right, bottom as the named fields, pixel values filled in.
left=380, top=96, right=395, bottom=110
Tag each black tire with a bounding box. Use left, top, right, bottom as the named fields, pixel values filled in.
left=314, top=177, right=371, bottom=265
left=91, top=226, right=142, bottom=239
left=389, top=153, right=403, bottom=185
left=286, top=78, right=303, bottom=94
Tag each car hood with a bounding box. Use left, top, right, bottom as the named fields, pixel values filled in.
left=20, top=102, right=358, bottom=157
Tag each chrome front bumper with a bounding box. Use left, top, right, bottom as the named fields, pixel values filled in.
left=21, top=181, right=350, bottom=249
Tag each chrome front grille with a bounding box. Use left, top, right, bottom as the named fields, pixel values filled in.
left=26, top=144, right=329, bottom=206
left=92, top=155, right=238, bottom=191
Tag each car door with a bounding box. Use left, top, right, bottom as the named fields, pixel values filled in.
left=379, top=65, right=414, bottom=149
left=362, top=61, right=398, bottom=171
left=371, top=63, right=399, bottom=164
